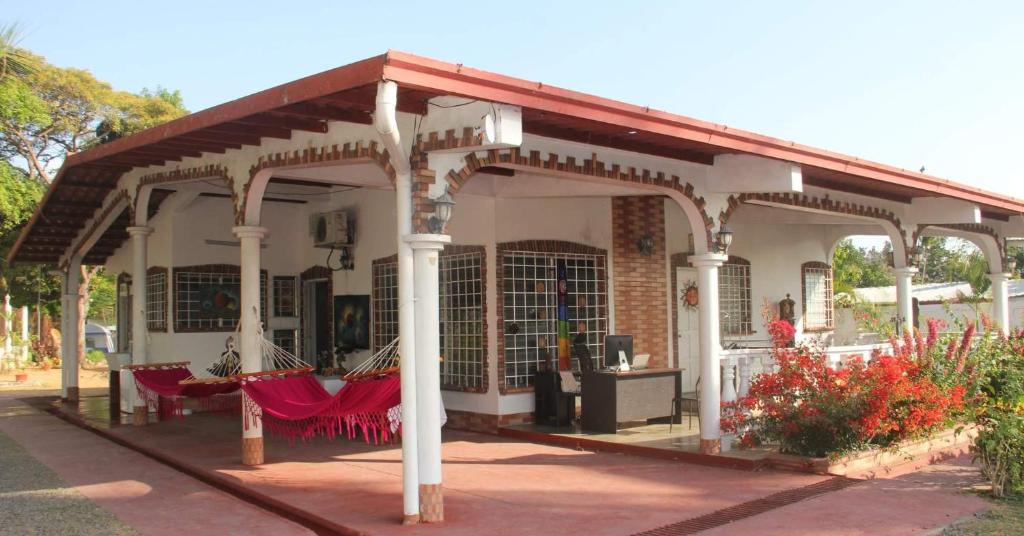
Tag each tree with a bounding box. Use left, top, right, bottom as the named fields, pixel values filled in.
left=87, top=268, right=115, bottom=325
left=832, top=239, right=894, bottom=294
left=0, top=24, right=35, bottom=81
left=0, top=51, right=188, bottom=183
left=0, top=43, right=187, bottom=369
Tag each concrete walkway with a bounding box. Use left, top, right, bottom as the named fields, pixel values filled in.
left=0, top=393, right=312, bottom=536
left=0, top=391, right=991, bottom=535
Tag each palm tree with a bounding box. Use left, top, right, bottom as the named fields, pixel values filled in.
left=0, top=23, right=35, bottom=81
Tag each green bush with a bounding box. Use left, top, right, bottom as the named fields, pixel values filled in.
left=86, top=349, right=107, bottom=364
left=973, top=336, right=1024, bottom=497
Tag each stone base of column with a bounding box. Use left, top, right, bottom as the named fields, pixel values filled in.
left=699, top=438, right=721, bottom=455
left=402, top=514, right=421, bottom=525
left=419, top=483, right=444, bottom=523
left=242, top=437, right=264, bottom=466
left=65, top=386, right=79, bottom=403
left=132, top=405, right=148, bottom=426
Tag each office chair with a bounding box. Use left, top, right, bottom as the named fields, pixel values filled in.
left=670, top=376, right=700, bottom=433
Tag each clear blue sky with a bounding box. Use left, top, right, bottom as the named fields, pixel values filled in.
left=5, top=1, right=1023, bottom=204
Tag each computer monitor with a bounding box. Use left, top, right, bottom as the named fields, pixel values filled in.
left=604, top=335, right=634, bottom=368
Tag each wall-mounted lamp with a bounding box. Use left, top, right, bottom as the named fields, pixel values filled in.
left=635, top=234, right=655, bottom=256
left=714, top=226, right=733, bottom=255
left=428, top=188, right=455, bottom=234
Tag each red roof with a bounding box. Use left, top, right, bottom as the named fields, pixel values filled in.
left=10, top=50, right=1023, bottom=265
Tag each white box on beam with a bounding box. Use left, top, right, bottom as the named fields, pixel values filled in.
left=707, top=154, right=802, bottom=193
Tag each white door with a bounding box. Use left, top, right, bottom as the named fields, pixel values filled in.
left=676, top=267, right=700, bottom=393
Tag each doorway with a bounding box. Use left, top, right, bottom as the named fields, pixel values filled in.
left=676, top=267, right=700, bottom=392
left=302, top=279, right=331, bottom=371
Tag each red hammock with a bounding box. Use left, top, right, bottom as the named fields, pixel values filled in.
left=129, top=363, right=241, bottom=420
left=240, top=373, right=402, bottom=444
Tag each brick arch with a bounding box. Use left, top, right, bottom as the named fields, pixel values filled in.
left=720, top=192, right=912, bottom=267
left=416, top=144, right=716, bottom=251
left=241, top=140, right=397, bottom=225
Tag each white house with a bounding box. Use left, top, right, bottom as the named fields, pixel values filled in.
left=9, top=51, right=1024, bottom=523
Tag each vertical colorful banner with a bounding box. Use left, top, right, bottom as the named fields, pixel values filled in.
left=556, top=260, right=571, bottom=370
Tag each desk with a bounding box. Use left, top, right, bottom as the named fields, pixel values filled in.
left=581, top=368, right=681, bottom=433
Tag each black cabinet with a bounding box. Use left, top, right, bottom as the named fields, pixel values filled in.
left=534, top=371, right=575, bottom=427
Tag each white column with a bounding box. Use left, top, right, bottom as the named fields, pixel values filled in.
left=893, top=267, right=917, bottom=336
left=989, top=272, right=1011, bottom=334
left=64, top=259, right=82, bottom=402
left=3, top=294, right=12, bottom=360
left=20, top=306, right=29, bottom=364
left=234, top=226, right=269, bottom=466
left=689, top=252, right=727, bottom=454
left=406, top=233, right=450, bottom=524
left=126, top=226, right=153, bottom=424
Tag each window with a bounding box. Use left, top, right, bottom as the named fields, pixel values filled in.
left=373, top=248, right=488, bottom=390
left=146, top=268, right=168, bottom=331
left=802, top=262, right=834, bottom=331
left=371, top=260, right=399, bottom=353
left=440, top=250, right=485, bottom=390
left=273, top=276, right=297, bottom=317
left=500, top=248, right=607, bottom=390
left=173, top=266, right=267, bottom=332
left=719, top=256, right=752, bottom=336
left=272, top=329, right=298, bottom=357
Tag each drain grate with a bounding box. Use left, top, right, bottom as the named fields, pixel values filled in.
left=633, top=476, right=860, bottom=535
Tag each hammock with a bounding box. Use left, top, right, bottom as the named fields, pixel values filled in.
left=240, top=338, right=404, bottom=444
left=128, top=325, right=312, bottom=420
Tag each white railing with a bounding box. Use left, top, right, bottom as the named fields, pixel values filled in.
left=718, top=342, right=893, bottom=400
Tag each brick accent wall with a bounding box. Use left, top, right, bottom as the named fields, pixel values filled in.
left=612, top=196, right=669, bottom=368
left=444, top=409, right=534, bottom=434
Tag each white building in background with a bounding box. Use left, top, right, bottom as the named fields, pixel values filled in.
left=8, top=51, right=1024, bottom=523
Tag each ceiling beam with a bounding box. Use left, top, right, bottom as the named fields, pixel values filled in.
left=208, top=123, right=291, bottom=140
left=237, top=113, right=329, bottom=133
left=276, top=102, right=372, bottom=124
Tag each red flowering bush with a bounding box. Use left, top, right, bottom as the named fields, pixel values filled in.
left=723, top=320, right=970, bottom=458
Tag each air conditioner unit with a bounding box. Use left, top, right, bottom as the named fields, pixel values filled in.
left=309, top=211, right=352, bottom=248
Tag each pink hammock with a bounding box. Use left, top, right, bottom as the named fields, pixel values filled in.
left=129, top=363, right=241, bottom=420
left=240, top=373, right=402, bottom=444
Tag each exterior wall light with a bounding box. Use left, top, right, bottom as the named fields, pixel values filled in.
left=428, top=189, right=455, bottom=234
left=635, top=234, right=655, bottom=256
left=714, top=226, right=733, bottom=254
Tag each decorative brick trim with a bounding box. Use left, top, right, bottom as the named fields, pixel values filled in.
left=612, top=197, right=669, bottom=368
left=369, top=246, right=489, bottom=394
left=413, top=144, right=716, bottom=246
left=497, top=411, right=535, bottom=428
left=444, top=409, right=499, bottom=433
left=419, top=483, right=443, bottom=523
left=65, top=386, right=79, bottom=403
left=299, top=266, right=334, bottom=372
left=132, top=405, right=148, bottom=426
left=721, top=193, right=911, bottom=265
left=495, top=240, right=608, bottom=395
left=146, top=266, right=169, bottom=332
left=801, top=261, right=835, bottom=332
left=241, top=436, right=264, bottom=466
left=136, top=165, right=233, bottom=222
left=416, top=127, right=483, bottom=153
left=915, top=223, right=1005, bottom=261
left=243, top=140, right=396, bottom=224
left=171, top=264, right=268, bottom=333
left=68, top=189, right=130, bottom=264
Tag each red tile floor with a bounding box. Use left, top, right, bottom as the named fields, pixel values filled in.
left=5, top=390, right=991, bottom=535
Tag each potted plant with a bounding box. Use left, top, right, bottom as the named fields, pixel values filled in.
left=14, top=366, right=28, bottom=383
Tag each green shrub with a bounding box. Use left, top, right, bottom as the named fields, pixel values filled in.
left=973, top=335, right=1024, bottom=497
left=86, top=349, right=107, bottom=364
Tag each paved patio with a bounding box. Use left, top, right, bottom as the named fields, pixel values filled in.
left=6, top=391, right=987, bottom=536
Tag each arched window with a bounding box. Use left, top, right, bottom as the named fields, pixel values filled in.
left=802, top=261, right=834, bottom=331
left=720, top=256, right=752, bottom=336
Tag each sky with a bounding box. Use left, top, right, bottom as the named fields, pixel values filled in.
left=4, top=0, right=1023, bottom=233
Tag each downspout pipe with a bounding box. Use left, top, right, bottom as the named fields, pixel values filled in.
left=375, top=80, right=420, bottom=523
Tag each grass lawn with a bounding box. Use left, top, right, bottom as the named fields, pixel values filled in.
left=943, top=495, right=1024, bottom=535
